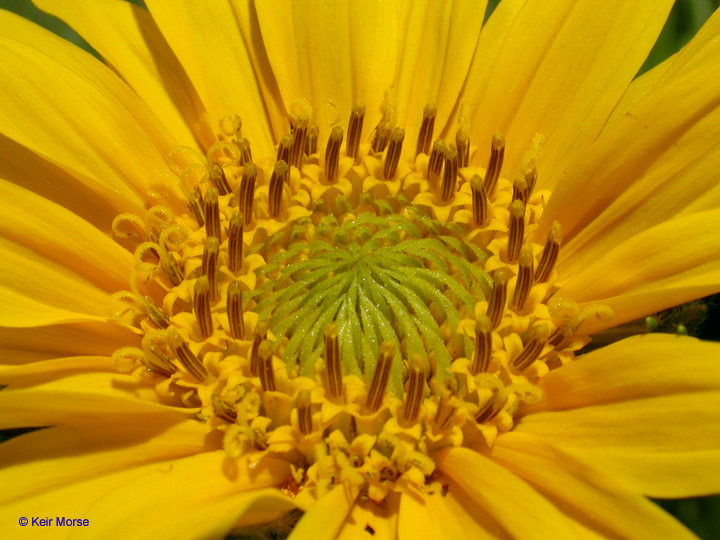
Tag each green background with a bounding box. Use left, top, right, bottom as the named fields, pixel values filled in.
left=1, top=0, right=719, bottom=538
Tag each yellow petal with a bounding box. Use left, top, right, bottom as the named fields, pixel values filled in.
left=255, top=0, right=398, bottom=144
left=144, top=0, right=276, bottom=154
left=494, top=432, right=696, bottom=539
left=0, top=11, right=178, bottom=208
left=456, top=0, right=672, bottom=176
left=0, top=356, right=113, bottom=386
left=0, top=414, right=209, bottom=505
left=34, top=0, right=212, bottom=149
left=0, top=322, right=138, bottom=365
left=394, top=0, right=487, bottom=151
left=555, top=210, right=720, bottom=333
left=289, top=484, right=359, bottom=540
left=435, top=446, right=577, bottom=538
left=338, top=493, right=399, bottom=540
left=0, top=180, right=133, bottom=292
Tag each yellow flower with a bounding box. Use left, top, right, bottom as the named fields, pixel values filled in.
left=1, top=0, right=720, bottom=538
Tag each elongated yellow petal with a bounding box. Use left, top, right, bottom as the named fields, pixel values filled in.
left=0, top=11, right=178, bottom=209
left=494, top=432, right=696, bottom=539
left=34, top=0, right=211, bottom=150
left=0, top=356, right=113, bottom=386
left=556, top=210, right=720, bottom=333
left=455, top=0, right=672, bottom=176
left=435, top=447, right=577, bottom=538
left=144, top=0, right=276, bottom=154
left=338, top=494, right=399, bottom=540
left=289, top=484, right=359, bottom=540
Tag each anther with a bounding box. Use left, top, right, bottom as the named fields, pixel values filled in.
left=211, top=164, right=232, bottom=195
left=372, top=122, right=392, bottom=153
left=415, top=104, right=437, bottom=157
left=305, top=124, right=318, bottom=156
left=250, top=322, right=268, bottom=376
left=484, top=133, right=505, bottom=196
left=427, top=140, right=447, bottom=188
left=487, top=270, right=508, bottom=329
left=440, top=146, right=458, bottom=202
left=204, top=188, right=220, bottom=240
left=237, top=137, right=252, bottom=166
left=289, top=117, right=308, bottom=169
left=512, top=245, right=534, bottom=310
left=193, top=276, right=212, bottom=339
left=535, top=221, right=562, bottom=283
left=456, top=128, right=470, bottom=168
left=403, top=355, right=425, bottom=422
left=548, top=324, right=572, bottom=347
left=367, top=341, right=395, bottom=413
left=471, top=315, right=492, bottom=375
left=227, top=280, right=245, bottom=340
left=257, top=340, right=276, bottom=392
left=347, top=103, right=365, bottom=161
left=511, top=326, right=549, bottom=371
left=228, top=211, right=244, bottom=273
left=524, top=162, right=537, bottom=197
left=512, top=175, right=528, bottom=204
left=507, top=200, right=525, bottom=263
left=324, top=323, right=342, bottom=399
left=168, top=328, right=207, bottom=380
left=189, top=185, right=205, bottom=226
left=383, top=127, right=405, bottom=180
left=325, top=126, right=343, bottom=182
left=238, top=163, right=257, bottom=226
left=470, top=175, right=488, bottom=226
left=160, top=251, right=183, bottom=286
left=277, top=133, right=294, bottom=165
left=475, top=390, right=505, bottom=423
left=269, top=160, right=289, bottom=218
left=201, top=236, right=219, bottom=301
left=297, top=389, right=313, bottom=435
left=436, top=385, right=457, bottom=430
left=143, top=296, right=170, bottom=328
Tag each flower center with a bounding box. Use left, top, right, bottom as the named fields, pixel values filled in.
left=108, top=101, right=611, bottom=503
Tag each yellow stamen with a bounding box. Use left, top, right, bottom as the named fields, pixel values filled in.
left=290, top=116, right=308, bottom=169
left=512, top=175, right=528, bottom=205
left=324, top=323, right=342, bottom=399
left=372, top=121, right=392, bottom=153
left=325, top=126, right=343, bottom=182
left=440, top=146, right=458, bottom=202
left=415, top=104, right=437, bottom=157
left=297, top=389, right=313, bottom=435
left=160, top=250, right=183, bottom=287
left=257, top=340, right=276, bottom=392
left=269, top=160, right=289, bottom=218
left=512, top=245, right=534, bottom=310
left=228, top=211, right=244, bottom=273
left=204, top=188, right=220, bottom=240
left=535, top=221, right=561, bottom=283
left=487, top=270, right=508, bottom=329
left=456, top=128, right=470, bottom=168
left=427, top=139, right=447, bottom=188
left=202, top=236, right=219, bottom=301
left=548, top=324, right=572, bottom=347
left=142, top=296, right=169, bottom=329
left=472, top=315, right=492, bottom=374
left=511, top=326, right=549, bottom=371
left=346, top=103, right=365, bottom=161
left=227, top=280, right=245, bottom=340
left=250, top=322, right=268, bottom=376
left=238, top=163, right=257, bottom=226
left=277, top=133, right=294, bottom=165
left=168, top=328, right=207, bottom=380
left=367, top=341, right=395, bottom=412
left=211, top=164, right=232, bottom=195
left=194, top=276, right=212, bottom=339
left=475, top=390, right=505, bottom=423
left=507, top=200, right=525, bottom=263
left=403, top=355, right=425, bottom=422
left=383, top=127, right=405, bottom=180
left=236, top=137, right=252, bottom=166
left=484, top=133, right=505, bottom=196
left=470, top=174, right=488, bottom=226
left=305, top=124, right=318, bottom=156
left=189, top=185, right=205, bottom=227
left=524, top=162, right=537, bottom=196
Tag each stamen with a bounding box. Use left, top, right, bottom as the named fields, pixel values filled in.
left=142, top=296, right=170, bottom=328
left=471, top=315, right=492, bottom=374
left=168, top=328, right=207, bottom=380
left=512, top=245, right=534, bottom=310
left=347, top=103, right=365, bottom=161
left=257, top=340, right=276, bottom=392
left=383, top=127, right=405, bottom=180
left=227, top=280, right=245, bottom=340
left=512, top=176, right=528, bottom=204
left=456, top=128, right=470, bottom=168
left=470, top=175, right=488, bottom=226
left=372, top=122, right=392, bottom=153
left=236, top=137, right=252, bottom=166
left=507, top=200, right=525, bottom=263
left=204, top=188, right=220, bottom=240
left=511, top=326, right=549, bottom=371
left=189, top=185, right=205, bottom=226
left=440, top=146, right=458, bottom=202
left=160, top=251, right=183, bottom=287
left=238, top=163, right=257, bottom=226
left=403, top=355, right=425, bottom=422
left=475, top=390, right=505, bottom=423
left=427, top=140, right=447, bottom=188
left=367, top=341, right=395, bottom=413
left=211, top=164, right=232, bottom=195
left=524, top=162, right=537, bottom=197
left=415, top=104, right=437, bottom=157
left=289, top=116, right=308, bottom=169
left=297, top=389, right=313, bottom=435
left=484, top=133, right=505, bottom=196
left=250, top=322, right=268, bottom=376
left=548, top=324, right=572, bottom=347
left=436, top=384, right=457, bottom=430
left=535, top=221, right=562, bottom=283
left=487, top=270, right=508, bottom=329
left=325, top=126, right=343, bottom=182
left=228, top=211, right=244, bottom=273
left=269, top=160, right=289, bottom=218
left=202, top=236, right=219, bottom=301
left=324, top=323, right=342, bottom=399
left=305, top=124, right=318, bottom=156
left=277, top=133, right=294, bottom=165
left=194, top=276, right=212, bottom=339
